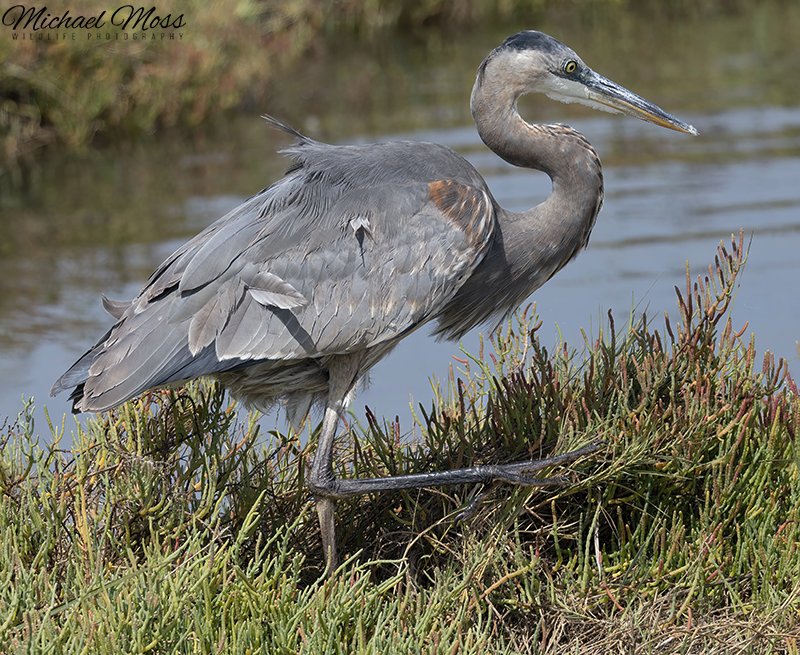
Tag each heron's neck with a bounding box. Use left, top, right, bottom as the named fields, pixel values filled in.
left=470, top=75, right=604, bottom=239
left=434, top=73, right=606, bottom=339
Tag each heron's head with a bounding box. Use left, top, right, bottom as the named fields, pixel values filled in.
left=478, top=30, right=697, bottom=135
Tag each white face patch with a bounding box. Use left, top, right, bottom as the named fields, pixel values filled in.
left=543, top=75, right=622, bottom=114
left=506, top=50, right=618, bottom=115
left=540, top=76, right=622, bottom=115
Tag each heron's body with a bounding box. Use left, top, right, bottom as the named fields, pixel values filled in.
left=53, top=30, right=696, bottom=574
left=55, top=131, right=599, bottom=416
left=56, top=140, right=495, bottom=413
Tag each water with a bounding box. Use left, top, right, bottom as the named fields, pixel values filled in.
left=2, top=4, right=799, bottom=436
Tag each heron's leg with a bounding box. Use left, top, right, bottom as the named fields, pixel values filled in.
left=310, top=405, right=343, bottom=577
left=308, top=356, right=362, bottom=576
left=309, top=442, right=601, bottom=500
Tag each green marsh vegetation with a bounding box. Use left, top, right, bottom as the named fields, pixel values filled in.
left=1, top=233, right=799, bottom=653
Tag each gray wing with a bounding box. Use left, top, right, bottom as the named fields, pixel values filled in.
left=53, top=134, right=496, bottom=412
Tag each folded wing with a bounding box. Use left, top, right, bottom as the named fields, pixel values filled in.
left=53, top=136, right=496, bottom=412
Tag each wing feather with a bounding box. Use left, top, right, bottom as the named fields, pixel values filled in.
left=248, top=272, right=307, bottom=309
left=187, top=281, right=240, bottom=356
left=101, top=295, right=131, bottom=320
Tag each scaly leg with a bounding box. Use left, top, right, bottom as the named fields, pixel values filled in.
left=308, top=356, right=363, bottom=576
left=309, top=405, right=344, bottom=577
left=310, top=442, right=600, bottom=500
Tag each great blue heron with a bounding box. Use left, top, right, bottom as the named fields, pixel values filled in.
left=53, top=30, right=696, bottom=574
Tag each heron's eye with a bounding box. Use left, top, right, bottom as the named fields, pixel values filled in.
left=563, top=60, right=578, bottom=74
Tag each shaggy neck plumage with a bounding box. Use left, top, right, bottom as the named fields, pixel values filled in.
left=433, top=59, right=604, bottom=340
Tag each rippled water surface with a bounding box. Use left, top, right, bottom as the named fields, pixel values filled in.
left=2, top=4, right=799, bottom=433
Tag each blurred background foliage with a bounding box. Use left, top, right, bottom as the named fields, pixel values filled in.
left=0, top=0, right=765, bottom=182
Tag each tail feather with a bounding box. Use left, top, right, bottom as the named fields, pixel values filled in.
left=55, top=315, right=238, bottom=414
left=50, top=327, right=113, bottom=397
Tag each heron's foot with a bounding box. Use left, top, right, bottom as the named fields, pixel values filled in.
left=455, top=487, right=492, bottom=523
left=454, top=462, right=578, bottom=523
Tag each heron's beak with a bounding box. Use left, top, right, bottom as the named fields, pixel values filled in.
left=582, top=70, right=698, bottom=135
